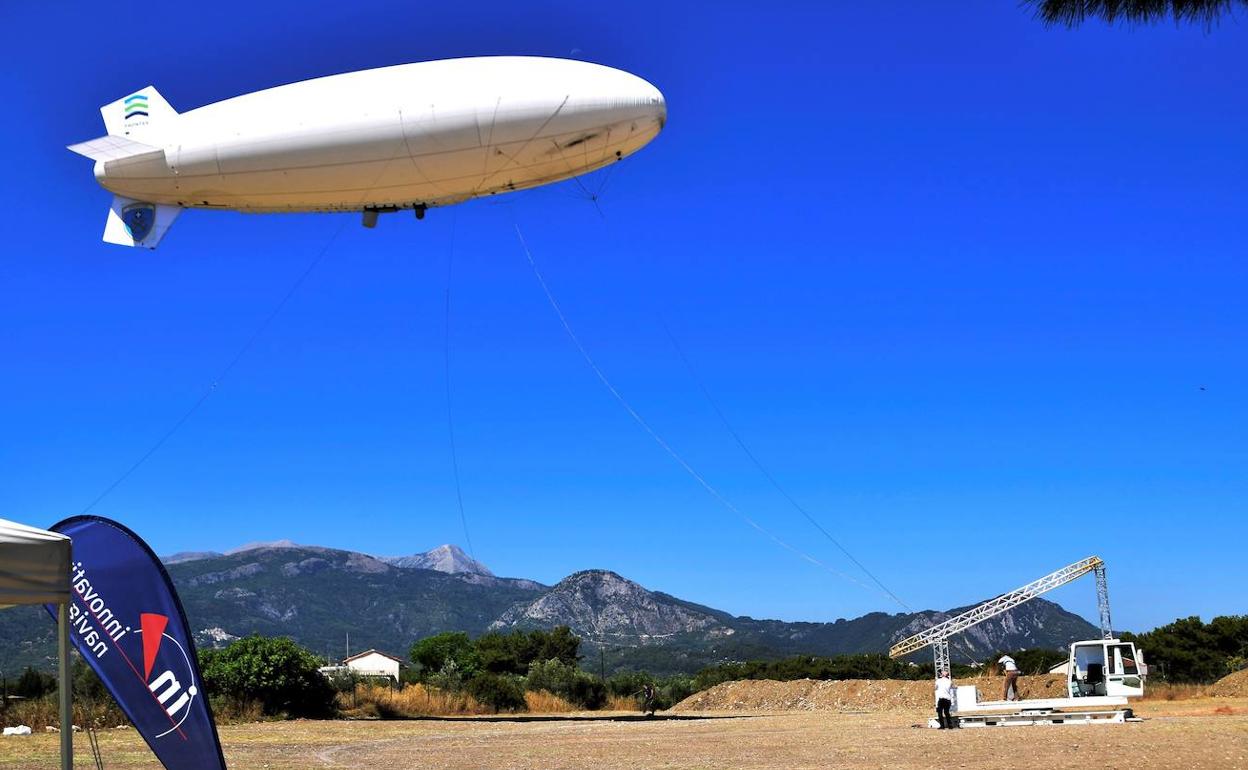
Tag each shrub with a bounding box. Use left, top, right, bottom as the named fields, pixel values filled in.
left=426, top=659, right=469, bottom=693
left=606, top=671, right=653, bottom=698
left=605, top=672, right=692, bottom=711
left=566, top=672, right=607, bottom=710
left=466, top=672, right=526, bottom=713
left=199, top=635, right=336, bottom=718
left=655, top=675, right=695, bottom=710
left=324, top=668, right=362, bottom=694
left=525, top=658, right=605, bottom=710
left=525, top=659, right=578, bottom=696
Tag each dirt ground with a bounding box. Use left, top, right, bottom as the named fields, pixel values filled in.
left=1213, top=668, right=1248, bottom=697
left=672, top=674, right=1070, bottom=713
left=2, top=698, right=1246, bottom=770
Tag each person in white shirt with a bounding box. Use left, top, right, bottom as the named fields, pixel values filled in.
left=999, top=655, right=1021, bottom=701
left=934, top=670, right=957, bottom=729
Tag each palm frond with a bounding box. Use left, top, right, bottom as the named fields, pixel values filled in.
left=1023, top=0, right=1245, bottom=27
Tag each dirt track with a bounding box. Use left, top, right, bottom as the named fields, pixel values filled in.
left=2, top=699, right=1246, bottom=770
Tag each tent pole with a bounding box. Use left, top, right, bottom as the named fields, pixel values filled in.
left=58, top=601, right=72, bottom=770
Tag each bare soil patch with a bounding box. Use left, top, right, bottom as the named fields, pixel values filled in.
left=1212, top=668, right=1248, bottom=698
left=672, top=675, right=1066, bottom=712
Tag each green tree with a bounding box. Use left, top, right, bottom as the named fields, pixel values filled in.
left=1123, top=615, right=1248, bottom=683
left=692, top=653, right=925, bottom=692
left=199, top=635, right=336, bottom=717
left=1000, top=648, right=1069, bottom=675
left=531, top=626, right=581, bottom=667
left=409, top=632, right=479, bottom=678
left=475, top=627, right=581, bottom=675
left=12, top=667, right=48, bottom=698
left=1023, top=0, right=1245, bottom=27
left=72, top=658, right=111, bottom=703
left=13, top=667, right=55, bottom=698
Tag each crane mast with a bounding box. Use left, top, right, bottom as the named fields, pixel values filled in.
left=888, top=556, right=1113, bottom=674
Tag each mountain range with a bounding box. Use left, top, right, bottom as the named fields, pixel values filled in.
left=0, top=542, right=1097, bottom=676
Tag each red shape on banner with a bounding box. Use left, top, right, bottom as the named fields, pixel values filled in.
left=140, top=613, right=169, bottom=680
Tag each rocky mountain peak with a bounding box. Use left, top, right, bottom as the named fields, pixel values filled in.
left=491, top=569, right=728, bottom=642
left=381, top=544, right=493, bottom=576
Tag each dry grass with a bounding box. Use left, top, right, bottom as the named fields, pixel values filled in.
left=208, top=698, right=264, bottom=723
left=605, top=694, right=638, bottom=711
left=1145, top=682, right=1211, bottom=701
left=1, top=697, right=127, bottom=730
left=338, top=683, right=490, bottom=718
left=524, top=690, right=576, bottom=713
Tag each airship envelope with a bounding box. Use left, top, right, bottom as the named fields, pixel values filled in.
left=67, top=57, right=666, bottom=248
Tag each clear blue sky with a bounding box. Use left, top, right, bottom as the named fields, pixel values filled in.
left=1, top=1, right=1244, bottom=633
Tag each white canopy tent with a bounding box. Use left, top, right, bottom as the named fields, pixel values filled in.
left=0, top=518, right=72, bottom=769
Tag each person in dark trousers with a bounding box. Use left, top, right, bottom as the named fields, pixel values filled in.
left=999, top=654, right=1021, bottom=701
left=934, top=670, right=957, bottom=729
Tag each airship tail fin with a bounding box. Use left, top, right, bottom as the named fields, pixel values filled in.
left=100, top=86, right=178, bottom=143
left=103, top=195, right=182, bottom=249
left=67, top=134, right=164, bottom=164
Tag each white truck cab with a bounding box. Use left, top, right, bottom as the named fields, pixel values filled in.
left=1068, top=639, right=1146, bottom=698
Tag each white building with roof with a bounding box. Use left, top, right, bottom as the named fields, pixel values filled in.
left=341, top=649, right=405, bottom=682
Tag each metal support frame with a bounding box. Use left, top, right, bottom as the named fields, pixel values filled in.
left=932, top=638, right=950, bottom=676
left=890, top=556, right=1108, bottom=661
left=58, top=601, right=72, bottom=770
left=1094, top=565, right=1113, bottom=639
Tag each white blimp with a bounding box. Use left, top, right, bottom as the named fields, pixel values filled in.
left=67, top=56, right=666, bottom=248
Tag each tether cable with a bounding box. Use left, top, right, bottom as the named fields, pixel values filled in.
left=514, top=222, right=888, bottom=599
left=77, top=139, right=414, bottom=516
left=78, top=220, right=348, bottom=515
left=659, top=323, right=913, bottom=612
left=442, top=213, right=477, bottom=561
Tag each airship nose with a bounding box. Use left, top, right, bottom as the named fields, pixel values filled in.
left=642, top=79, right=666, bottom=130
left=624, top=72, right=666, bottom=130
left=574, top=63, right=666, bottom=133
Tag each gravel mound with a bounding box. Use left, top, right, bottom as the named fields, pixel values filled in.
left=1209, top=668, right=1248, bottom=697
left=671, top=675, right=1067, bottom=713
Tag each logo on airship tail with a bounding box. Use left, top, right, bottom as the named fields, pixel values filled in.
left=124, top=93, right=149, bottom=120
left=133, top=612, right=200, bottom=739
left=121, top=203, right=156, bottom=242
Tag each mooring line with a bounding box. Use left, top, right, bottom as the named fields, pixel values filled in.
left=79, top=220, right=349, bottom=515
left=513, top=223, right=887, bottom=599
left=442, top=213, right=477, bottom=561
left=659, top=322, right=913, bottom=612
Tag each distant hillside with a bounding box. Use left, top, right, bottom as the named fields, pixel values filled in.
left=489, top=569, right=1097, bottom=674
left=0, top=543, right=1097, bottom=676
